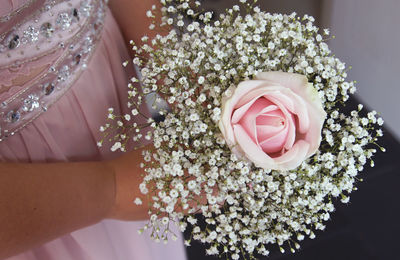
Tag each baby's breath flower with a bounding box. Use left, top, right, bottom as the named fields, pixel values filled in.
left=100, top=1, right=384, bottom=259
left=134, top=198, right=142, bottom=205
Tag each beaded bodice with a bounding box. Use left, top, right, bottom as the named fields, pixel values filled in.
left=0, top=0, right=106, bottom=141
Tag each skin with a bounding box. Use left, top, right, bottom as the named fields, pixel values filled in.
left=108, top=0, right=163, bottom=44
left=0, top=0, right=161, bottom=258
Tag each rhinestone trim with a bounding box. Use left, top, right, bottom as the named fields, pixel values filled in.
left=0, top=0, right=92, bottom=55
left=0, top=0, right=106, bottom=141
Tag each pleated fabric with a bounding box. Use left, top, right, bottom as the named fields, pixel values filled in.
left=1, top=6, right=187, bottom=260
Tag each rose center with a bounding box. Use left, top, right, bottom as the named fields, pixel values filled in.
left=252, top=106, right=290, bottom=154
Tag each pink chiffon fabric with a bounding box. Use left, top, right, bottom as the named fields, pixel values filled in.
left=0, top=3, right=187, bottom=260
left=0, top=0, right=27, bottom=16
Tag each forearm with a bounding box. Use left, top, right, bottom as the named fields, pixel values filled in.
left=0, top=161, right=115, bottom=259
left=108, top=0, right=164, bottom=52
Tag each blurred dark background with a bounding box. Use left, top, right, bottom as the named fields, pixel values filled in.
left=183, top=1, right=400, bottom=259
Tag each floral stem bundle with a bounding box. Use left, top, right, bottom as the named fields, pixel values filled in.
left=101, top=0, right=384, bottom=259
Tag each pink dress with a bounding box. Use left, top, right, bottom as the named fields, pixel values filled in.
left=0, top=0, right=187, bottom=259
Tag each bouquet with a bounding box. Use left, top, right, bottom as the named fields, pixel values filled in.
left=101, top=0, right=384, bottom=258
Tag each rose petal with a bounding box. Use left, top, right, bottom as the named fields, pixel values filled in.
left=283, top=113, right=296, bottom=150
left=256, top=71, right=309, bottom=97
left=267, top=89, right=310, bottom=134
left=255, top=109, right=285, bottom=141
left=274, top=140, right=310, bottom=169
left=303, top=105, right=326, bottom=157
left=233, top=124, right=277, bottom=169
left=219, top=97, right=237, bottom=146
left=232, top=97, right=274, bottom=124
left=304, top=82, right=326, bottom=119
left=233, top=98, right=275, bottom=143
left=236, top=85, right=280, bottom=108
left=235, top=122, right=310, bottom=170
left=256, top=72, right=325, bottom=134
left=232, top=80, right=268, bottom=107
left=256, top=110, right=284, bottom=127
left=259, top=124, right=288, bottom=154
left=237, top=85, right=310, bottom=135
left=264, top=91, right=295, bottom=112
left=219, top=82, right=273, bottom=147
left=257, top=104, right=280, bottom=117
left=264, top=96, right=296, bottom=150
left=256, top=124, right=285, bottom=141
left=219, top=72, right=327, bottom=171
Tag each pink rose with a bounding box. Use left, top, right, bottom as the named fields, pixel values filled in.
left=219, top=71, right=326, bottom=170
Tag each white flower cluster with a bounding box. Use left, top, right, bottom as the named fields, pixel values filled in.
left=101, top=0, right=384, bottom=259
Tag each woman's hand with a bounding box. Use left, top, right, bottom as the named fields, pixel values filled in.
left=106, top=146, right=221, bottom=220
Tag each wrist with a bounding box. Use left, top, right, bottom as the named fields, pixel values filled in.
left=103, top=160, right=118, bottom=219
left=102, top=149, right=151, bottom=221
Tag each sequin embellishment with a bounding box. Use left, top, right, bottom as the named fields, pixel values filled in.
left=0, top=0, right=107, bottom=140
left=40, top=22, right=54, bottom=38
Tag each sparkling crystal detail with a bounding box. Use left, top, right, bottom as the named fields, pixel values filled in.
left=8, top=35, right=20, bottom=49
left=1, top=0, right=105, bottom=136
left=82, top=36, right=93, bottom=53
left=57, top=65, right=70, bottom=82
left=80, top=1, right=92, bottom=17
left=22, top=95, right=40, bottom=112
left=43, top=83, right=55, bottom=95
left=93, top=19, right=102, bottom=32
left=56, top=12, right=72, bottom=30
left=73, top=53, right=82, bottom=65
left=22, top=26, right=39, bottom=43
left=40, top=22, right=54, bottom=38
left=72, top=8, right=80, bottom=21
left=7, top=110, right=21, bottom=123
